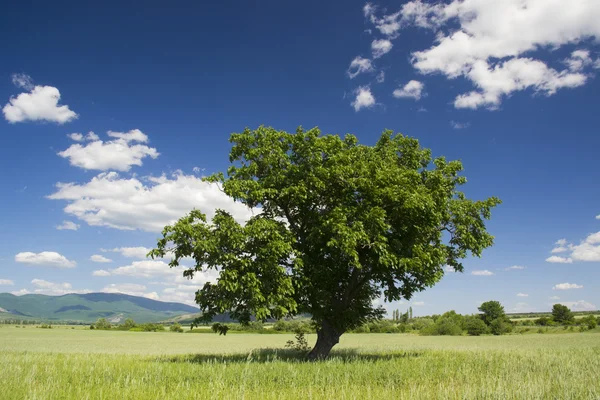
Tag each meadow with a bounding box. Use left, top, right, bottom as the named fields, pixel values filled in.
left=1, top=327, right=599, bottom=399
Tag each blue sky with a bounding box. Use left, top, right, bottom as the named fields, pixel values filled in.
left=0, top=0, right=599, bottom=315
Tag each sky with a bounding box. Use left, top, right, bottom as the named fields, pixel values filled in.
left=0, top=0, right=599, bottom=316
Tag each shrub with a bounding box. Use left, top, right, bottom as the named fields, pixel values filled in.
left=581, top=315, right=597, bottom=330
left=170, top=323, right=184, bottom=333
left=411, top=318, right=434, bottom=331
left=535, top=317, right=553, bottom=326
left=273, top=320, right=314, bottom=334
left=123, top=318, right=137, bottom=330
left=466, top=318, right=489, bottom=336
left=93, top=318, right=112, bottom=330
left=39, top=324, right=52, bottom=329
left=490, top=318, right=512, bottom=335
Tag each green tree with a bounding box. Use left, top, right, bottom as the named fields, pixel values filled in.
left=94, top=318, right=112, bottom=330
left=489, top=318, right=513, bottom=335
left=465, top=317, right=489, bottom=336
left=170, top=323, right=184, bottom=333
left=123, top=318, right=137, bottom=330
left=551, top=304, right=574, bottom=324
left=478, top=301, right=506, bottom=325
left=150, top=126, right=500, bottom=359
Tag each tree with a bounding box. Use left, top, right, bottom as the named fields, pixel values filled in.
left=478, top=301, right=506, bottom=326
left=552, top=304, right=574, bottom=324
left=489, top=318, right=512, bottom=335
left=94, top=318, right=112, bottom=330
left=150, top=126, right=500, bottom=359
left=465, top=317, right=489, bottom=336
left=123, top=318, right=137, bottom=330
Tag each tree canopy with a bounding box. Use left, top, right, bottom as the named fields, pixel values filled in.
left=551, top=304, right=574, bottom=324
left=150, top=126, right=501, bottom=359
left=478, top=301, right=506, bottom=326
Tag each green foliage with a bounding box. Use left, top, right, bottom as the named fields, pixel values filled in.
left=478, top=301, right=506, bottom=326
left=211, top=323, right=230, bottom=336
left=150, top=126, right=500, bottom=356
left=490, top=318, right=513, bottom=335
left=411, top=318, right=435, bottom=331
left=93, top=318, right=112, bottom=330
left=581, top=315, right=598, bottom=330
left=170, top=323, right=184, bottom=333
left=123, top=318, right=137, bottom=330
left=38, top=324, right=52, bottom=329
left=465, top=317, right=489, bottom=336
left=129, top=323, right=165, bottom=332
left=535, top=317, right=554, bottom=326
left=285, top=330, right=310, bottom=353
left=551, top=304, right=574, bottom=324
left=273, top=320, right=314, bottom=334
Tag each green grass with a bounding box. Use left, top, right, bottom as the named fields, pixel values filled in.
left=1, top=327, right=599, bottom=399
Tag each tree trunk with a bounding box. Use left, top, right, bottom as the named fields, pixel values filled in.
left=307, top=320, right=341, bottom=360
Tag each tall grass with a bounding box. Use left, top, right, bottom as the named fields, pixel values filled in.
left=1, top=328, right=599, bottom=399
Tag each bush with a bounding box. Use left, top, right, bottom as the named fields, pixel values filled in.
left=93, top=318, right=112, bottom=330
left=411, top=318, right=434, bottom=331
left=366, top=320, right=400, bottom=333
left=123, top=318, right=137, bottom=330
left=39, top=324, right=52, bottom=329
left=490, top=318, right=512, bottom=335
left=466, top=318, right=489, bottom=336
left=534, top=317, right=553, bottom=326
left=273, top=320, right=313, bottom=333
left=170, top=323, right=184, bottom=333
left=581, top=315, right=597, bottom=330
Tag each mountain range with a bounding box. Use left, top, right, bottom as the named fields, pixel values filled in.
left=0, top=292, right=199, bottom=323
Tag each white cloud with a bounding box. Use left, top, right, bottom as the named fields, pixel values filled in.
left=549, top=296, right=560, bottom=300
left=511, top=302, right=533, bottom=313
left=517, top=293, right=529, bottom=297
left=0, top=279, right=14, bottom=286
left=30, top=279, right=89, bottom=296
left=347, top=57, right=374, bottom=79
left=376, top=71, right=385, bottom=83
left=92, top=270, right=111, bottom=277
left=364, top=0, right=600, bottom=108
left=68, top=133, right=84, bottom=142
left=105, top=260, right=175, bottom=278
left=58, top=130, right=159, bottom=172
left=48, top=171, right=255, bottom=232
left=551, top=246, right=568, bottom=253
left=412, top=301, right=425, bottom=306
left=393, top=80, right=424, bottom=100
left=10, top=289, right=31, bottom=296
left=565, top=50, right=593, bottom=72
left=90, top=254, right=112, bottom=263
left=15, top=251, right=76, bottom=268
left=555, top=239, right=568, bottom=246
left=553, top=283, right=583, bottom=290
left=11, top=73, right=34, bottom=90
left=102, top=283, right=158, bottom=300
left=558, top=300, right=596, bottom=311
left=371, top=39, right=393, bottom=58
left=3, top=85, right=78, bottom=124
left=444, top=265, right=456, bottom=272
left=56, top=220, right=80, bottom=231
left=471, top=270, right=494, bottom=276
left=106, top=247, right=152, bottom=259
left=570, top=231, right=600, bottom=261
left=351, top=86, right=376, bottom=111
left=545, top=255, right=573, bottom=264
left=505, top=265, right=525, bottom=271
left=450, top=121, right=470, bottom=130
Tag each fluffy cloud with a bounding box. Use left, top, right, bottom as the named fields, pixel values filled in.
left=362, top=0, right=600, bottom=109
left=558, top=300, right=596, bottom=311
left=0, top=279, right=14, bottom=286
left=444, top=265, right=456, bottom=272
left=516, top=293, right=528, bottom=297
left=56, top=220, right=80, bottom=231
left=347, top=57, right=374, bottom=79
left=393, top=80, right=424, bottom=100
left=48, top=171, right=255, bottom=232
left=570, top=231, right=600, bottom=261
left=371, top=39, right=393, bottom=58
left=92, top=270, right=111, bottom=277
left=471, top=270, right=494, bottom=276
left=90, top=254, right=112, bottom=263
left=3, top=84, right=78, bottom=124
left=67, top=132, right=99, bottom=142
left=553, top=283, right=583, bottom=290
left=15, top=251, right=76, bottom=268
left=58, top=130, right=159, bottom=172
left=102, top=260, right=175, bottom=278
left=102, top=283, right=158, bottom=300
left=351, top=86, right=376, bottom=111
left=545, top=255, right=573, bottom=264
left=29, top=279, right=89, bottom=296
left=549, top=296, right=560, bottom=300
left=505, top=265, right=525, bottom=271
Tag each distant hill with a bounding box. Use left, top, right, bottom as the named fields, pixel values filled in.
left=0, top=292, right=198, bottom=324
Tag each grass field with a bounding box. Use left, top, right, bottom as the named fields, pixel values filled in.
left=1, top=327, right=599, bottom=399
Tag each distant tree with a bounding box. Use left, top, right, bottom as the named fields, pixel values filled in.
left=409, top=307, right=413, bottom=320
left=123, top=318, right=137, bottom=330
left=465, top=317, right=489, bottom=336
left=581, top=315, right=597, bottom=330
left=489, top=318, right=513, bottom=335
left=535, top=316, right=553, bottom=326
left=551, top=304, right=574, bottom=324
left=151, top=127, right=500, bottom=359
left=478, top=301, right=506, bottom=325
left=400, top=311, right=409, bottom=324
left=170, top=323, right=184, bottom=333
left=94, top=318, right=112, bottom=330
